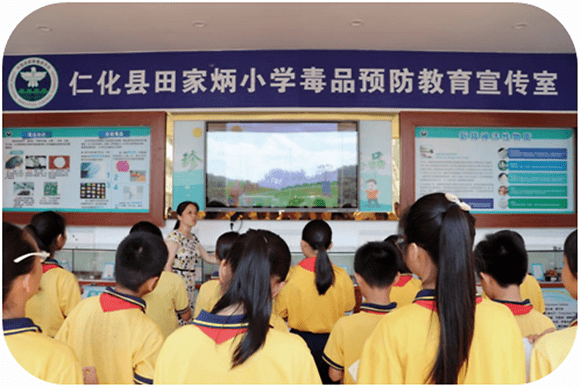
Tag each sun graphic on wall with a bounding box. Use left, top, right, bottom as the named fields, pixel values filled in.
left=192, top=127, right=203, bottom=138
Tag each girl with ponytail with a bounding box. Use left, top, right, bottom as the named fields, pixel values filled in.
left=154, top=229, right=321, bottom=384
left=23, top=211, right=82, bottom=337
left=358, top=193, right=526, bottom=384
left=274, top=219, right=355, bottom=384
left=3, top=222, right=83, bottom=384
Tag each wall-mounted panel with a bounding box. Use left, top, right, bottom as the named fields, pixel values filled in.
left=2, top=112, right=166, bottom=226
left=400, top=112, right=577, bottom=227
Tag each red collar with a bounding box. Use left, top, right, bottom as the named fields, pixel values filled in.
left=394, top=274, right=413, bottom=287
left=299, top=257, right=317, bottom=272
left=495, top=299, right=534, bottom=316
left=99, top=287, right=146, bottom=313
left=42, top=264, right=60, bottom=273
left=42, top=259, right=61, bottom=273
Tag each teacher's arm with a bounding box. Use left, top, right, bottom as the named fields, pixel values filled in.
left=165, top=240, right=180, bottom=272
left=197, top=243, right=219, bottom=265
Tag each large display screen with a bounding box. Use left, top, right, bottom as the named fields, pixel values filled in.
left=206, top=122, right=358, bottom=210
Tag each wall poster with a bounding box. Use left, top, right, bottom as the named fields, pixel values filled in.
left=415, top=127, right=575, bottom=214
left=3, top=126, right=151, bottom=213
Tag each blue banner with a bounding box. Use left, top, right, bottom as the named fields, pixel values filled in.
left=3, top=50, right=576, bottom=112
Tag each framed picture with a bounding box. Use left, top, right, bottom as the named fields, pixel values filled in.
left=532, top=263, right=544, bottom=281
left=102, top=263, right=115, bottom=280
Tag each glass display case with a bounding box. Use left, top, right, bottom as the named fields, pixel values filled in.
left=57, top=247, right=565, bottom=286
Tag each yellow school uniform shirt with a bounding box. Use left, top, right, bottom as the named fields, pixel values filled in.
left=322, top=302, right=397, bottom=384
left=389, top=274, right=422, bottom=308
left=520, top=274, right=546, bottom=313
left=193, top=279, right=289, bottom=332
left=55, top=287, right=164, bottom=384
left=3, top=317, right=83, bottom=384
left=154, top=311, right=321, bottom=384
left=25, top=260, right=81, bottom=337
left=495, top=299, right=555, bottom=337
left=143, top=271, right=189, bottom=338
left=529, top=321, right=577, bottom=382
left=357, top=289, right=526, bottom=384
left=193, top=279, right=221, bottom=318
left=274, top=257, right=356, bottom=333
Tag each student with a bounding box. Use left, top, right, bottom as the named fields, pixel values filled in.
left=23, top=211, right=82, bottom=337
left=358, top=193, right=526, bottom=384
left=322, top=241, right=399, bottom=384
left=154, top=229, right=321, bottom=384
left=520, top=273, right=546, bottom=314
left=194, top=231, right=288, bottom=332
left=55, top=232, right=166, bottom=384
left=274, top=219, right=355, bottom=384
left=474, top=230, right=555, bottom=337
left=384, top=234, right=422, bottom=307
left=193, top=231, right=239, bottom=319
left=131, top=221, right=192, bottom=338
left=529, top=230, right=577, bottom=382
left=3, top=222, right=83, bottom=384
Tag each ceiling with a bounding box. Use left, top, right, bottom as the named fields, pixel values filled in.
left=3, top=2, right=577, bottom=56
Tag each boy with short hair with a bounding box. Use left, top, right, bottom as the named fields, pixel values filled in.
left=130, top=221, right=192, bottom=338
left=55, top=232, right=167, bottom=384
left=322, top=241, right=399, bottom=384
left=474, top=230, right=555, bottom=337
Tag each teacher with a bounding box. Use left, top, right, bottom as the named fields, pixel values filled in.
left=165, top=201, right=219, bottom=324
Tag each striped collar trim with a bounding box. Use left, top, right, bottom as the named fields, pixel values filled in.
left=99, top=287, right=146, bottom=313
left=360, top=302, right=397, bottom=315
left=413, top=289, right=482, bottom=311
left=3, top=318, right=42, bottom=336
left=193, top=310, right=249, bottom=344
left=494, top=299, right=534, bottom=316
left=193, top=310, right=248, bottom=329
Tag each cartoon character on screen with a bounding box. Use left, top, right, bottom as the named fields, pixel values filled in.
left=365, top=179, right=380, bottom=207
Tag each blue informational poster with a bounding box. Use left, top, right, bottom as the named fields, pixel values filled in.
left=3, top=127, right=151, bottom=213
left=415, top=127, right=575, bottom=214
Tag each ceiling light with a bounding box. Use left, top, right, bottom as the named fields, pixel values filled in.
left=349, top=19, right=364, bottom=27
left=512, top=22, right=528, bottom=30
left=192, top=21, right=207, bottom=28
left=36, top=25, right=52, bottom=32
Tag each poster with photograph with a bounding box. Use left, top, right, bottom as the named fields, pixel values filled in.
left=415, top=127, right=575, bottom=213
left=3, top=126, right=151, bottom=213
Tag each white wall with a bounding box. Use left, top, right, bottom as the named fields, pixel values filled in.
left=63, top=220, right=574, bottom=253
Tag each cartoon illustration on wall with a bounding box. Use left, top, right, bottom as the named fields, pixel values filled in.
left=181, top=149, right=203, bottom=171
left=364, top=178, right=380, bottom=207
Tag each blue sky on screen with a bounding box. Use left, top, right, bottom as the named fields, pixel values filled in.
left=207, top=124, right=357, bottom=183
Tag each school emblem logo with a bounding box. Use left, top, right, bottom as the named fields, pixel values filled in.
left=8, top=57, right=58, bottom=109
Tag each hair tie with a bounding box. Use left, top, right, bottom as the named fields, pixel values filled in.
left=444, top=193, right=472, bottom=212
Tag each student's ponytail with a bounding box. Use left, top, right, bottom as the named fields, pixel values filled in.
left=212, top=229, right=291, bottom=367
left=402, top=193, right=476, bottom=384
left=302, top=220, right=335, bottom=295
